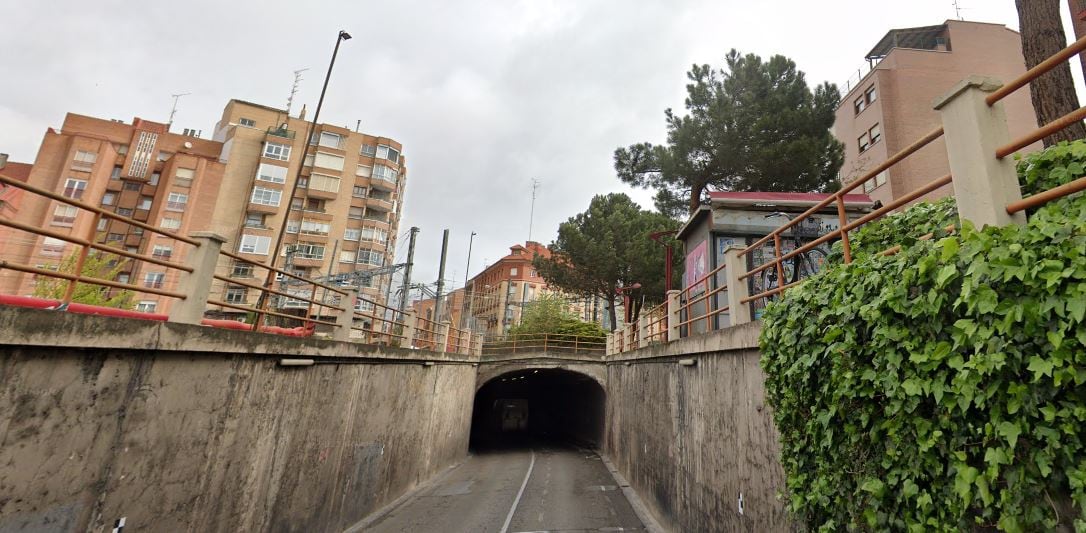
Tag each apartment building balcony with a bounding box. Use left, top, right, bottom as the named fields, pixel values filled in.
left=366, top=198, right=393, bottom=212
left=266, top=126, right=296, bottom=140
left=247, top=202, right=279, bottom=215
left=369, top=175, right=397, bottom=191
left=291, top=256, right=325, bottom=268
left=305, top=187, right=338, bottom=200
left=360, top=217, right=390, bottom=230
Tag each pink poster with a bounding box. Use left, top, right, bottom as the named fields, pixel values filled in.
left=685, top=240, right=708, bottom=294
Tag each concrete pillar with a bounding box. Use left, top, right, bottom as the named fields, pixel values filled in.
left=473, top=332, right=484, bottom=356
left=666, top=289, right=681, bottom=342
left=638, top=314, right=649, bottom=348
left=623, top=323, right=633, bottom=353
left=934, top=76, right=1026, bottom=228
left=168, top=232, right=227, bottom=325
left=400, top=310, right=418, bottom=349
left=724, top=247, right=752, bottom=325
left=606, top=333, right=614, bottom=355
left=333, top=288, right=357, bottom=342
left=436, top=321, right=451, bottom=353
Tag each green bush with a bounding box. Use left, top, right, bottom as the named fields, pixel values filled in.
left=760, top=143, right=1086, bottom=531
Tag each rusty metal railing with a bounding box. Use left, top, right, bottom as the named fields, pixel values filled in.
left=481, top=333, right=606, bottom=355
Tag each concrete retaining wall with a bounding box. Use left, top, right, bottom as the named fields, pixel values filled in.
left=0, top=307, right=476, bottom=532
left=604, top=322, right=793, bottom=532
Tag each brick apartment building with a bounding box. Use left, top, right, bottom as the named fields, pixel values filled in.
left=206, top=100, right=407, bottom=321
left=834, top=20, right=1041, bottom=206
left=0, top=114, right=227, bottom=314
left=0, top=155, right=34, bottom=267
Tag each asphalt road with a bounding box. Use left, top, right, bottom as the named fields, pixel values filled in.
left=364, top=446, right=646, bottom=533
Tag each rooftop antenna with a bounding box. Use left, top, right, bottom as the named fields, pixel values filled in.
left=286, top=68, right=309, bottom=118
left=952, top=0, right=963, bottom=20
left=528, top=178, right=541, bottom=243
left=167, top=92, right=191, bottom=132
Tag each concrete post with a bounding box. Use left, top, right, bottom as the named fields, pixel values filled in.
left=168, top=232, right=227, bottom=325
left=606, top=333, right=614, bottom=355
left=623, top=323, right=634, bottom=353
left=436, top=321, right=451, bottom=353
left=934, top=76, right=1026, bottom=228
left=473, top=332, right=484, bottom=356
left=400, top=310, right=418, bottom=349
left=666, top=289, right=681, bottom=342
left=724, top=247, right=752, bottom=326
left=638, top=314, right=650, bottom=348
left=332, top=288, right=357, bottom=342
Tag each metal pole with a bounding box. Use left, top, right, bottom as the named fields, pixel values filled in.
left=398, top=227, right=419, bottom=313
left=320, top=239, right=339, bottom=318
left=255, top=30, right=351, bottom=326
left=434, top=229, right=450, bottom=322
left=461, top=231, right=475, bottom=329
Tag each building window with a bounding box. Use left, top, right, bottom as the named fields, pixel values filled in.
left=348, top=206, right=364, bottom=219
left=250, top=187, right=281, bottom=206
left=298, top=198, right=325, bottom=212
left=231, top=261, right=254, bottom=278
left=105, top=233, right=124, bottom=243
left=356, top=165, right=372, bottom=178
left=239, top=234, right=271, bottom=255
left=340, top=250, right=357, bottom=263
left=244, top=213, right=265, bottom=228
left=151, top=245, right=172, bottom=260
left=296, top=176, right=309, bottom=189
left=868, top=123, right=882, bottom=145
left=239, top=117, right=256, bottom=127
left=41, top=237, right=67, bottom=256
left=303, top=154, right=314, bottom=167
left=314, top=131, right=344, bottom=149
left=137, top=196, right=153, bottom=210
left=344, top=228, right=361, bottom=241
left=286, top=219, right=300, bottom=233
left=352, top=185, right=367, bottom=198
left=313, top=152, right=345, bottom=171
left=356, top=250, right=384, bottom=266
left=854, top=96, right=866, bottom=115
left=73, top=150, right=97, bottom=169
left=299, top=219, right=330, bottom=235
left=132, top=227, right=143, bottom=235
left=293, top=243, right=325, bottom=260
left=63, top=178, right=88, bottom=199
left=359, top=227, right=388, bottom=244
left=257, top=163, right=288, bottom=184
left=157, top=151, right=173, bottom=162
left=144, top=272, right=165, bottom=288
left=175, top=168, right=195, bottom=187
left=166, top=192, right=188, bottom=211
left=264, top=142, right=292, bottom=161
left=510, top=267, right=518, bottom=276
left=116, top=144, right=129, bottom=155
left=51, top=205, right=78, bottom=226
left=372, top=164, right=398, bottom=183
left=136, top=301, right=158, bottom=313
left=308, top=173, right=341, bottom=193
left=97, top=218, right=108, bottom=231
left=160, top=217, right=181, bottom=230
left=376, top=145, right=400, bottom=164
left=858, top=132, right=871, bottom=153
left=865, top=85, right=877, bottom=105
left=149, top=172, right=161, bottom=185
left=225, top=287, right=248, bottom=304
left=111, top=166, right=122, bottom=180
left=360, top=144, right=377, bottom=157
left=863, top=170, right=890, bottom=193
left=102, top=192, right=117, bottom=206
left=123, top=181, right=142, bottom=191
left=116, top=207, right=134, bottom=217
left=116, top=273, right=130, bottom=284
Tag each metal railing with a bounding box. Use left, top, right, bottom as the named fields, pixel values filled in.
left=607, top=33, right=1086, bottom=355
left=481, top=333, right=606, bottom=355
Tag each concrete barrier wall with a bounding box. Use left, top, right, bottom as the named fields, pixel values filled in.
left=604, top=322, right=793, bottom=532
left=0, top=307, right=476, bottom=533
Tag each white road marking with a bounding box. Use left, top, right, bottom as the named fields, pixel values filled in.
left=499, top=449, right=536, bottom=533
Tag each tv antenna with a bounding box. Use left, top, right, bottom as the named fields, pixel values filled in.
left=286, top=68, right=309, bottom=118
left=952, top=0, right=964, bottom=20
left=167, top=92, right=191, bottom=131
left=528, top=178, right=541, bottom=242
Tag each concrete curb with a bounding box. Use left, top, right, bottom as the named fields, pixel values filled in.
left=598, top=452, right=667, bottom=533
left=343, top=459, right=465, bottom=533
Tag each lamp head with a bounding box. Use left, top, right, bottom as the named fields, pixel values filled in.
left=339, top=30, right=352, bottom=40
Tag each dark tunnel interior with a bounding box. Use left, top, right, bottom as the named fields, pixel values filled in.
left=470, top=368, right=606, bottom=451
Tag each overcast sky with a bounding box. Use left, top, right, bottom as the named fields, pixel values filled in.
left=0, top=1, right=1078, bottom=291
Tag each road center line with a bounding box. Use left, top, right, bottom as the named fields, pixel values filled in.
left=499, top=449, right=536, bottom=533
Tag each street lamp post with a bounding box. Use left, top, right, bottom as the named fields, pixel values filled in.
left=254, top=30, right=352, bottom=330
left=615, top=282, right=642, bottom=324
left=462, top=231, right=476, bottom=330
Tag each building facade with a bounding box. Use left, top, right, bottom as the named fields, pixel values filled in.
left=0, top=114, right=226, bottom=314
left=208, top=100, right=407, bottom=323
left=834, top=20, right=1041, bottom=207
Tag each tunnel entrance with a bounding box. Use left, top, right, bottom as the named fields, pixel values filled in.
left=470, top=368, right=605, bottom=451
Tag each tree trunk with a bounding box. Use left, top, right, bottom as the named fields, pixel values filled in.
left=689, top=183, right=705, bottom=214
left=606, top=294, right=617, bottom=332
left=1017, top=0, right=1086, bottom=145
left=1070, top=0, right=1086, bottom=79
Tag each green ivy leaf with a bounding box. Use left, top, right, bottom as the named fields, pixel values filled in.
left=997, top=421, right=1022, bottom=450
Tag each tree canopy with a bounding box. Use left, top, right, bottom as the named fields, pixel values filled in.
left=615, top=49, right=843, bottom=218
left=33, top=249, right=135, bottom=309
left=507, top=293, right=606, bottom=339
left=533, top=193, right=680, bottom=329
